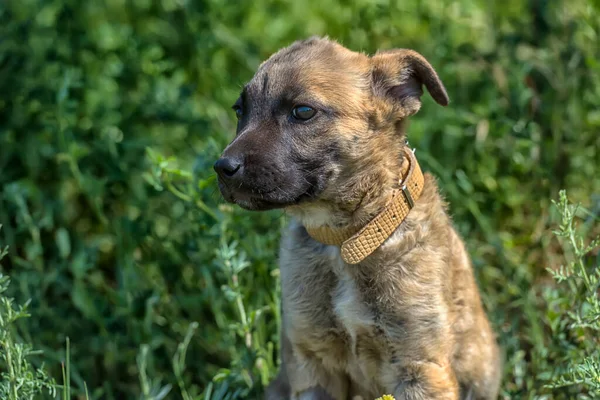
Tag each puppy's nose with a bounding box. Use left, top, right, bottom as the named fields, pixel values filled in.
left=214, top=157, right=242, bottom=179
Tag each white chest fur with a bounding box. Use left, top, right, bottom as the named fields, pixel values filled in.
left=327, top=246, right=380, bottom=394
left=327, top=247, right=376, bottom=350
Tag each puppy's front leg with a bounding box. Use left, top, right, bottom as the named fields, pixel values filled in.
left=294, top=385, right=337, bottom=400
left=287, top=353, right=348, bottom=400
left=289, top=368, right=348, bottom=400
left=392, top=361, right=459, bottom=400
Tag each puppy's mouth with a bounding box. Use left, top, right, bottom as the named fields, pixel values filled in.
left=218, top=180, right=319, bottom=211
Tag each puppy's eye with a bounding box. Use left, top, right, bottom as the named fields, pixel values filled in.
left=232, top=105, right=243, bottom=120
left=291, top=105, right=316, bottom=121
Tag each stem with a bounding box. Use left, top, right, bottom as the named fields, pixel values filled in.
left=165, top=181, right=219, bottom=221
left=4, top=337, right=18, bottom=400
left=232, top=274, right=251, bottom=348
left=195, top=199, right=219, bottom=222
left=569, top=220, right=592, bottom=291
left=166, top=181, right=193, bottom=202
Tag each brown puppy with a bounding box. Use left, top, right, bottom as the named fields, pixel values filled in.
left=214, top=37, right=502, bottom=400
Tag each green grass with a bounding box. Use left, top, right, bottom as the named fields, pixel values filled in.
left=0, top=226, right=56, bottom=400
left=0, top=0, right=599, bottom=399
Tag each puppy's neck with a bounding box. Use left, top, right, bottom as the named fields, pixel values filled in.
left=290, top=121, right=412, bottom=218
left=287, top=143, right=424, bottom=264
left=287, top=156, right=406, bottom=230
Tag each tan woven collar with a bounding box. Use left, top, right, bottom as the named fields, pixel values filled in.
left=305, top=147, right=424, bottom=264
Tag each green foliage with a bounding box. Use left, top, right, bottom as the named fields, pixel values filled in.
left=541, top=191, right=600, bottom=397
left=0, top=228, right=56, bottom=400
left=0, top=0, right=598, bottom=399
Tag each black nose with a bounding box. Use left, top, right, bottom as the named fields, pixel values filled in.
left=214, top=157, right=242, bottom=179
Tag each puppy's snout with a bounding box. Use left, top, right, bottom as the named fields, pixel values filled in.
left=214, top=157, right=243, bottom=180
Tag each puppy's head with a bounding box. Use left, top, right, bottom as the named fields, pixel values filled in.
left=215, top=37, right=448, bottom=224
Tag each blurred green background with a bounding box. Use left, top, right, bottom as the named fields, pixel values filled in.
left=0, top=0, right=599, bottom=399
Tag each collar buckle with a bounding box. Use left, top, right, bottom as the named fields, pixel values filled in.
left=401, top=185, right=415, bottom=208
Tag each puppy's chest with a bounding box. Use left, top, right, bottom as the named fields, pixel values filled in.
left=288, top=246, right=386, bottom=378
left=332, top=267, right=377, bottom=345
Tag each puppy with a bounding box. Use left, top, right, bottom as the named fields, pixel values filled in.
left=214, top=37, right=502, bottom=400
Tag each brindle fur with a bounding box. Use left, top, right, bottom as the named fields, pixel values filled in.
left=215, top=37, right=502, bottom=400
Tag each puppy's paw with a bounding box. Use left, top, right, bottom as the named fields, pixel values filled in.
left=393, top=361, right=459, bottom=400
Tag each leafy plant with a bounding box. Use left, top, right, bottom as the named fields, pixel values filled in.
left=541, top=191, right=600, bottom=398
left=0, top=228, right=56, bottom=400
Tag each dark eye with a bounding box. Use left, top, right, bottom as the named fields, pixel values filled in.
left=292, top=105, right=316, bottom=121
left=232, top=105, right=243, bottom=120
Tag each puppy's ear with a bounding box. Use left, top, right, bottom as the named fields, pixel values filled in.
left=370, top=49, right=449, bottom=116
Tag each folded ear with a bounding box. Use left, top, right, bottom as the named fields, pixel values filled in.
left=370, top=49, right=449, bottom=117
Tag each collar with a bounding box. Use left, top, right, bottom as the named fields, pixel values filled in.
left=305, top=147, right=424, bottom=264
